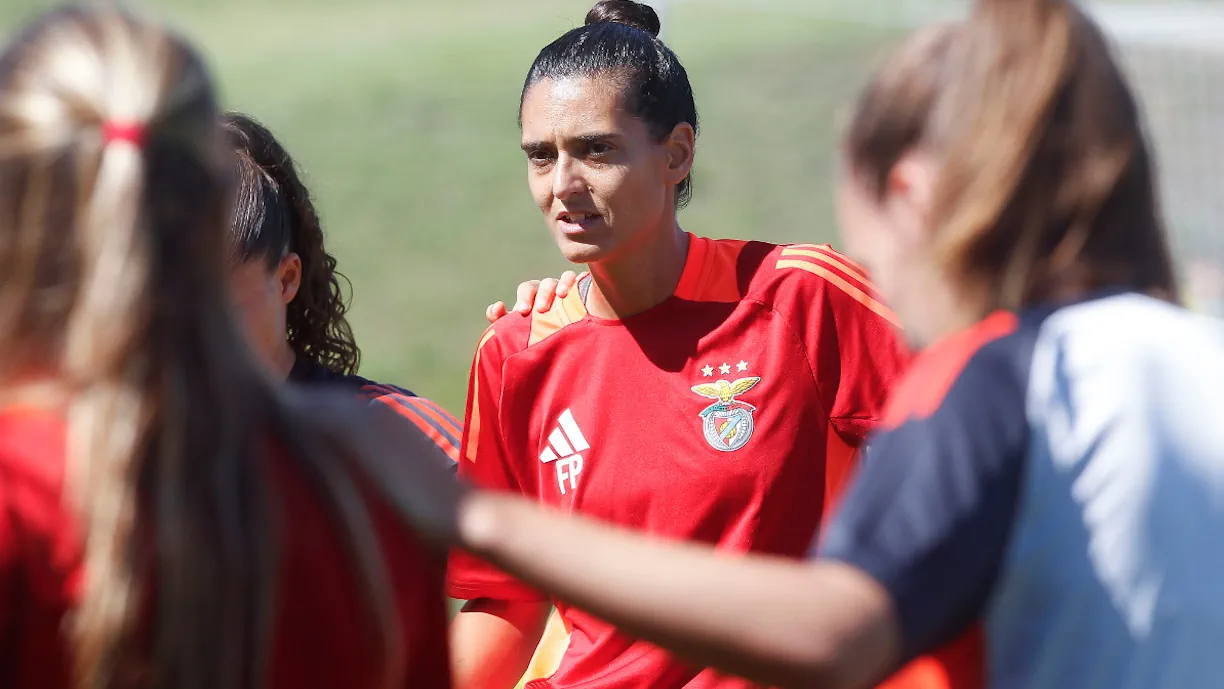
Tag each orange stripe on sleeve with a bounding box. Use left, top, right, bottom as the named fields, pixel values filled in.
left=781, top=245, right=871, bottom=284
left=775, top=258, right=901, bottom=328
left=465, top=328, right=497, bottom=464
left=367, top=384, right=462, bottom=437
left=404, top=398, right=462, bottom=460
left=362, top=383, right=462, bottom=437
left=477, top=327, right=497, bottom=351
left=413, top=397, right=463, bottom=436
left=787, top=244, right=870, bottom=278
left=372, top=395, right=461, bottom=462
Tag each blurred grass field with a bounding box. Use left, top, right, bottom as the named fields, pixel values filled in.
left=0, top=0, right=899, bottom=414
left=6, top=0, right=1219, bottom=413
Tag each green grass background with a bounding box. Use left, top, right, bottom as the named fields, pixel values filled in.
left=0, top=0, right=900, bottom=414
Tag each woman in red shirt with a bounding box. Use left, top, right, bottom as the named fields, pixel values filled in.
left=0, top=6, right=450, bottom=688
left=448, top=2, right=908, bottom=688
left=392, top=1, right=1198, bottom=688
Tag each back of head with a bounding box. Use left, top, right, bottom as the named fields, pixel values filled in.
left=0, top=6, right=243, bottom=688
left=0, top=7, right=401, bottom=689
left=222, top=112, right=360, bottom=375
left=928, top=0, right=1177, bottom=311
left=0, top=4, right=224, bottom=385
left=845, top=23, right=961, bottom=199
left=522, top=0, right=699, bottom=207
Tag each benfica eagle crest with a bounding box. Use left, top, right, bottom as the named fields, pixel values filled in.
left=690, top=377, right=761, bottom=452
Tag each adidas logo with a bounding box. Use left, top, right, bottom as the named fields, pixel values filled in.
left=539, top=409, right=589, bottom=495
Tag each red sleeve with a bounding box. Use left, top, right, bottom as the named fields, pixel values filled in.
left=818, top=281, right=911, bottom=445
left=446, top=326, right=547, bottom=602
left=783, top=246, right=911, bottom=445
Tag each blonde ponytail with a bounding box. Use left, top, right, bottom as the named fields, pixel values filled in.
left=0, top=7, right=408, bottom=689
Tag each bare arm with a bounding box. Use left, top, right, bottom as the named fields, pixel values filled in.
left=324, top=391, right=894, bottom=688
left=456, top=493, right=901, bottom=689
left=451, top=598, right=552, bottom=689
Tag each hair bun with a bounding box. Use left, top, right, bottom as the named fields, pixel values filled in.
left=585, top=0, right=661, bottom=37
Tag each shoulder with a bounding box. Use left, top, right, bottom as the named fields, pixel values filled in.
left=741, top=243, right=899, bottom=327
left=669, top=236, right=866, bottom=310
left=290, top=359, right=429, bottom=410
left=356, top=382, right=462, bottom=465
left=879, top=311, right=1039, bottom=435
left=473, top=284, right=592, bottom=365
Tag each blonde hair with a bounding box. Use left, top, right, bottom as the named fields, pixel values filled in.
left=846, top=0, right=1178, bottom=314
left=0, top=7, right=403, bottom=688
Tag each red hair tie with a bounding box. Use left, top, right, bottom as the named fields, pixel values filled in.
left=102, top=121, right=145, bottom=147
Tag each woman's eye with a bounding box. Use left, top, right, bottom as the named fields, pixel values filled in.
left=527, top=149, right=554, bottom=166
left=589, top=143, right=612, bottom=156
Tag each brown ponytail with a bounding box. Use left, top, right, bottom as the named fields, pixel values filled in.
left=928, top=0, right=1177, bottom=311
left=844, top=23, right=961, bottom=200
left=845, top=0, right=1177, bottom=316
left=0, top=7, right=401, bottom=688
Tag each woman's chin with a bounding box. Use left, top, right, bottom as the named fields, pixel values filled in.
left=555, top=235, right=614, bottom=265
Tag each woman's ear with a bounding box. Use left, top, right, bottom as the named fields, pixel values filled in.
left=276, top=252, right=302, bottom=305
left=663, top=122, right=696, bottom=186
left=886, top=151, right=938, bottom=244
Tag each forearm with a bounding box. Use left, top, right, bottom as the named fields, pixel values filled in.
left=457, top=493, right=896, bottom=689
left=450, top=599, right=552, bottom=689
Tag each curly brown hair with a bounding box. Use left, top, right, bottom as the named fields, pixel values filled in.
left=222, top=112, right=361, bottom=375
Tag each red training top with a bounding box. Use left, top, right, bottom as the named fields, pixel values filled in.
left=0, top=404, right=451, bottom=689
left=449, top=235, right=910, bottom=688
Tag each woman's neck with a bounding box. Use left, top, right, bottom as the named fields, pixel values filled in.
left=584, top=226, right=690, bottom=320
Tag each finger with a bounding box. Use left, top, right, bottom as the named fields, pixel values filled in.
left=514, top=280, right=540, bottom=313
left=555, top=270, right=578, bottom=297
left=535, top=278, right=560, bottom=312
left=486, top=302, right=507, bottom=323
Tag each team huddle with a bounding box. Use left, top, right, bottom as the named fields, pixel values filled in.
left=0, top=1, right=1221, bottom=689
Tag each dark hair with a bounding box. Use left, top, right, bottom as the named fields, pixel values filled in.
left=222, top=113, right=361, bottom=375
left=521, top=0, right=699, bottom=208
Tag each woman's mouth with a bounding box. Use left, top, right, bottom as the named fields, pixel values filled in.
left=556, top=211, right=604, bottom=236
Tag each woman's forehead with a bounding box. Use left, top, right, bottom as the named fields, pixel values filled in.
left=521, top=75, right=636, bottom=138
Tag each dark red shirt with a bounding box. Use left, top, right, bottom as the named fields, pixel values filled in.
left=0, top=404, right=451, bottom=689
left=450, top=235, right=910, bottom=688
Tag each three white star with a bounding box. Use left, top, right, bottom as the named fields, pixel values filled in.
left=700, top=360, right=750, bottom=377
